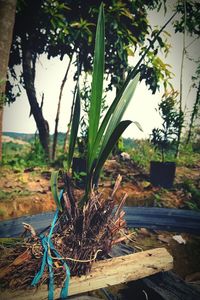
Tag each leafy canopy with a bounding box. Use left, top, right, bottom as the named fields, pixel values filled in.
left=7, top=0, right=173, bottom=103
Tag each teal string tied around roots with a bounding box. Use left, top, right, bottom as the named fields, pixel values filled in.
left=31, top=190, right=70, bottom=300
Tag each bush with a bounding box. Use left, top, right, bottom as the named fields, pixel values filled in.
left=128, top=139, right=157, bottom=170
left=2, top=138, right=48, bottom=171
left=177, top=143, right=200, bottom=167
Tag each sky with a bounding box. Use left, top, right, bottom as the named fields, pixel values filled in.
left=3, top=3, right=200, bottom=140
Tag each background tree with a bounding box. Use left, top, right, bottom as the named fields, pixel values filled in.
left=173, top=0, right=200, bottom=156
left=49, top=0, right=174, bottom=157
left=6, top=0, right=177, bottom=158
left=0, top=0, right=16, bottom=162
left=6, top=0, right=53, bottom=158
left=186, top=61, right=200, bottom=144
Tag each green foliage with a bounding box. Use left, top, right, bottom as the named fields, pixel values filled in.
left=2, top=137, right=48, bottom=171
left=123, top=138, right=177, bottom=171
left=0, top=237, right=23, bottom=247
left=139, top=46, right=173, bottom=94
left=192, top=128, right=200, bottom=153
left=125, top=137, right=200, bottom=173
left=153, top=190, right=165, bottom=207
left=65, top=4, right=141, bottom=205
left=181, top=179, right=200, bottom=211
left=88, top=4, right=105, bottom=154
left=0, top=189, right=32, bottom=201
left=128, top=139, right=158, bottom=170
left=0, top=209, right=6, bottom=218
left=174, top=1, right=200, bottom=36
left=2, top=142, right=29, bottom=171
left=25, top=138, right=48, bottom=167
left=123, top=137, right=137, bottom=151
left=185, top=201, right=199, bottom=211
left=150, top=91, right=184, bottom=162
left=7, top=0, right=174, bottom=104
left=78, top=75, right=108, bottom=159
left=73, top=171, right=87, bottom=186
left=6, top=0, right=181, bottom=158
left=112, top=136, right=124, bottom=156
left=176, top=143, right=200, bottom=167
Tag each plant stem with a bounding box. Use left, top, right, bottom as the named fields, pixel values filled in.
left=186, top=81, right=200, bottom=144
left=52, top=54, right=73, bottom=160
left=63, top=82, right=78, bottom=152
left=129, top=10, right=178, bottom=81
left=175, top=0, right=186, bottom=158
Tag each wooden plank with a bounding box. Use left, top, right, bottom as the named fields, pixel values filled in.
left=1, top=207, right=200, bottom=238
left=1, top=247, right=173, bottom=300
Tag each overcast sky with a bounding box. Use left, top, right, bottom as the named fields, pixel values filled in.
left=3, top=4, right=199, bottom=139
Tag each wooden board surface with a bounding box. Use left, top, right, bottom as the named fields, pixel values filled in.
left=1, top=247, right=173, bottom=300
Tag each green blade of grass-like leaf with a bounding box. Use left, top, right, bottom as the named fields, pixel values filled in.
left=89, top=73, right=140, bottom=171
left=88, top=3, right=105, bottom=165
left=101, top=73, right=140, bottom=152
left=67, top=86, right=80, bottom=171
left=51, top=171, right=62, bottom=212
left=93, top=120, right=132, bottom=183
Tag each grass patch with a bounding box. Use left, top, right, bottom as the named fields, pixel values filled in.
left=0, top=208, right=6, bottom=218
left=0, top=189, right=32, bottom=201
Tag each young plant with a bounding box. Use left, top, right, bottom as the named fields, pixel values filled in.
left=151, top=91, right=184, bottom=162
left=80, top=4, right=140, bottom=203
left=52, top=3, right=141, bottom=208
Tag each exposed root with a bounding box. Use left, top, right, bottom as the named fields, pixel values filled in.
left=0, top=173, right=127, bottom=291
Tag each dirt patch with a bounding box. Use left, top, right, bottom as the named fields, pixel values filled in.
left=0, top=159, right=200, bottom=219
left=0, top=167, right=55, bottom=220
left=0, top=193, right=56, bottom=220
left=0, top=160, right=200, bottom=282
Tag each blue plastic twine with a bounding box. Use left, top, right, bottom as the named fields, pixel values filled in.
left=31, top=190, right=70, bottom=300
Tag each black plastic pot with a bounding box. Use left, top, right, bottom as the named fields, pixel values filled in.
left=150, top=161, right=176, bottom=189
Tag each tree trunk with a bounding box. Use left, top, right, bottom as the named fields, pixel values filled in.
left=63, top=83, right=77, bottom=152
left=52, top=55, right=73, bottom=160
left=21, top=41, right=50, bottom=159
left=186, top=81, right=200, bottom=144
left=0, top=0, right=17, bottom=162
left=63, top=55, right=81, bottom=152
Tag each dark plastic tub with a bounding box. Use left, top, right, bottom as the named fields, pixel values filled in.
left=150, top=161, right=176, bottom=189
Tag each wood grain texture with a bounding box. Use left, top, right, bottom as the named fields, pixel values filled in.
left=0, top=247, right=173, bottom=300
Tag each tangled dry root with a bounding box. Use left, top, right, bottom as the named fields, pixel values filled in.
left=0, top=174, right=127, bottom=290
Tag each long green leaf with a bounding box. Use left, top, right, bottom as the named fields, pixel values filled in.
left=89, top=73, right=140, bottom=171
left=51, top=171, right=62, bottom=212
left=93, top=120, right=132, bottom=182
left=101, top=72, right=140, bottom=152
left=67, top=86, right=80, bottom=171
left=88, top=2, right=105, bottom=166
